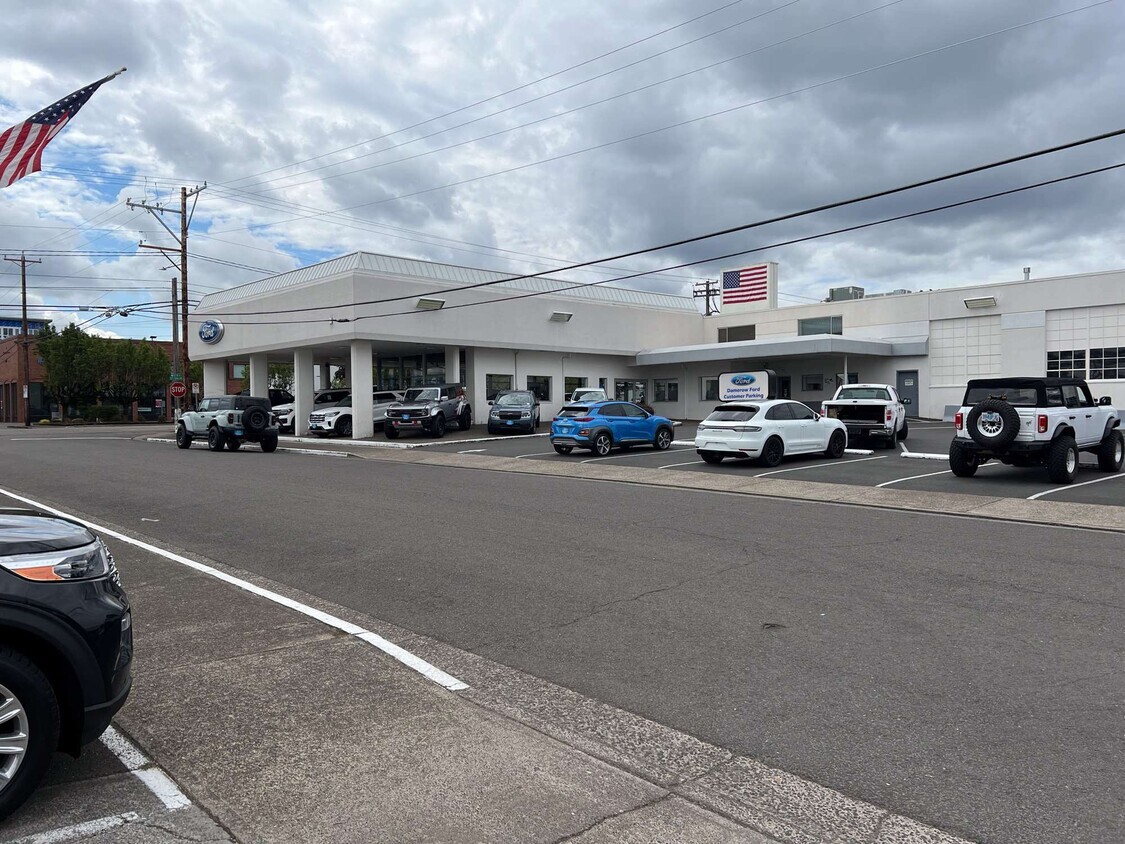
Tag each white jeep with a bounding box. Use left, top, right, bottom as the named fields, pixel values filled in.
left=176, top=395, right=280, bottom=453
left=950, top=377, right=1122, bottom=484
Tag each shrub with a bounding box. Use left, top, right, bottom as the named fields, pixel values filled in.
left=81, top=405, right=123, bottom=423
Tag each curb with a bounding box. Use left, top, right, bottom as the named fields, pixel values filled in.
left=145, top=437, right=353, bottom=458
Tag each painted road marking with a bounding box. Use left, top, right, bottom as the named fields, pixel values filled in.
left=0, top=486, right=469, bottom=693
left=755, top=455, right=886, bottom=478
left=458, top=448, right=487, bottom=453
left=3, top=813, right=142, bottom=843
left=876, top=462, right=1000, bottom=487
left=1027, top=471, right=1125, bottom=500
left=10, top=436, right=135, bottom=441
left=579, top=447, right=691, bottom=464
left=514, top=450, right=566, bottom=459
left=100, top=726, right=191, bottom=811
left=145, top=438, right=352, bottom=458
left=659, top=458, right=706, bottom=469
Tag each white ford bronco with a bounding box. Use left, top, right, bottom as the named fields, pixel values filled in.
left=949, top=377, right=1122, bottom=484
left=176, top=395, right=280, bottom=453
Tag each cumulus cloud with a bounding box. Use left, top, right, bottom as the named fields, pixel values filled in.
left=1, top=0, right=1123, bottom=337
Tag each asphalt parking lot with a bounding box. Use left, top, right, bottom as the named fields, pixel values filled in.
left=417, top=418, right=1125, bottom=507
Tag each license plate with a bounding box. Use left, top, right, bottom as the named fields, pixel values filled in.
left=402, top=414, right=411, bottom=419
left=234, top=429, right=244, bottom=436
left=506, top=420, right=513, bottom=425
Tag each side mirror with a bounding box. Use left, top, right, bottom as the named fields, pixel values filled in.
left=902, top=397, right=912, bottom=405
left=487, top=400, right=493, bottom=405
left=1099, top=396, right=1113, bottom=406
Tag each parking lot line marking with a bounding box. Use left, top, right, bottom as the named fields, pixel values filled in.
left=514, top=450, right=564, bottom=459
left=659, top=458, right=705, bottom=469
left=3, top=812, right=141, bottom=844
left=10, top=436, right=135, bottom=441
left=755, top=455, right=886, bottom=478
left=1027, top=471, right=1125, bottom=500
left=99, top=726, right=192, bottom=811
left=579, top=447, right=691, bottom=464
left=0, top=485, right=470, bottom=693
left=458, top=448, right=487, bottom=453
left=876, top=462, right=999, bottom=487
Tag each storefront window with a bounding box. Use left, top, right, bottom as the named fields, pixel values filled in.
left=402, top=355, right=424, bottom=387
left=654, top=379, right=678, bottom=402
left=486, top=374, right=513, bottom=400
left=564, top=376, right=586, bottom=399
left=379, top=358, right=401, bottom=390
left=615, top=379, right=647, bottom=403
left=701, top=377, right=718, bottom=402
left=424, top=350, right=446, bottom=385
left=526, top=375, right=551, bottom=401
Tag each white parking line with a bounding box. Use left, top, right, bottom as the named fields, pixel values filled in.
left=754, top=455, right=886, bottom=478
left=99, top=726, right=191, bottom=811
left=579, top=447, right=691, bottom=464
left=876, top=462, right=999, bottom=487
left=4, top=813, right=141, bottom=843
left=1027, top=471, right=1125, bottom=500
left=10, top=436, right=135, bottom=441
left=0, top=485, right=469, bottom=693
left=659, top=458, right=706, bottom=469
left=458, top=448, right=487, bottom=453
left=514, top=450, right=565, bottom=459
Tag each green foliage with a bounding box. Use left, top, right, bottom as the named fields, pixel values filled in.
left=37, top=324, right=99, bottom=413
left=80, top=405, right=123, bottom=423
left=96, top=339, right=170, bottom=410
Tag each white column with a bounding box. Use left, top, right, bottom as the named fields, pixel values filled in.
left=249, top=353, right=269, bottom=398
left=445, top=345, right=460, bottom=385
left=202, top=359, right=226, bottom=398
left=350, top=339, right=374, bottom=438
left=294, top=348, right=314, bottom=436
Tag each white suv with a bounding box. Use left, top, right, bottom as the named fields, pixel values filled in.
left=176, top=395, right=279, bottom=453
left=950, top=377, right=1122, bottom=484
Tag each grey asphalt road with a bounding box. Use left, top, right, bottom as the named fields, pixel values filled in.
left=0, top=430, right=1122, bottom=844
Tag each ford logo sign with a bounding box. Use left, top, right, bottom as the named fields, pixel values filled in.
left=730, top=374, right=756, bottom=386
left=198, top=319, right=225, bottom=345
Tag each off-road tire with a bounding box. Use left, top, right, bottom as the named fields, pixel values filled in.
left=553, top=444, right=573, bottom=455
left=966, top=399, right=1020, bottom=449
left=0, top=647, right=60, bottom=823
left=384, top=426, right=399, bottom=439
left=1046, top=436, right=1079, bottom=484
left=458, top=408, right=472, bottom=431
left=260, top=435, right=279, bottom=453
left=430, top=414, right=446, bottom=438
left=242, top=405, right=269, bottom=434
left=175, top=425, right=192, bottom=449
left=948, top=441, right=979, bottom=477
left=899, top=419, right=909, bottom=441
left=226, top=439, right=241, bottom=451
left=700, top=451, right=725, bottom=464
left=207, top=426, right=225, bottom=451
left=1096, top=430, right=1124, bottom=472
left=758, top=436, right=785, bottom=468
left=825, top=430, right=846, bottom=459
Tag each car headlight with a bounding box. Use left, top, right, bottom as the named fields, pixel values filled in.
left=0, top=539, right=113, bottom=582
left=430, top=407, right=440, bottom=415
left=521, top=411, right=531, bottom=418
left=489, top=410, right=499, bottom=417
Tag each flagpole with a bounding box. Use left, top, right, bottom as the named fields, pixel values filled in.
left=101, top=67, right=127, bottom=83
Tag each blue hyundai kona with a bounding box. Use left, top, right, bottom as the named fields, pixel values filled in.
left=550, top=400, right=675, bottom=456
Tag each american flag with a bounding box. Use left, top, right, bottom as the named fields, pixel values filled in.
left=0, top=70, right=123, bottom=190
left=721, top=264, right=769, bottom=305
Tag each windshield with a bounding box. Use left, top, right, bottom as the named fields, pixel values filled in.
left=964, top=386, right=1039, bottom=406
left=334, top=397, right=352, bottom=408
left=705, top=406, right=759, bottom=422
left=403, top=388, right=439, bottom=402
left=496, top=393, right=531, bottom=407
left=836, top=387, right=890, bottom=401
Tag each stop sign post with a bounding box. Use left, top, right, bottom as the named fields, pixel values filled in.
left=170, top=381, right=188, bottom=399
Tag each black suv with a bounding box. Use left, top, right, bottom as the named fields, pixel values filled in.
left=0, top=510, right=132, bottom=820
left=486, top=390, right=541, bottom=434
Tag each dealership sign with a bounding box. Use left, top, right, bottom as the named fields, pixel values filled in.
left=718, top=370, right=774, bottom=401
left=198, top=319, right=225, bottom=345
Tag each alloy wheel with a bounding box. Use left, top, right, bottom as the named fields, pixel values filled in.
left=0, top=682, right=29, bottom=794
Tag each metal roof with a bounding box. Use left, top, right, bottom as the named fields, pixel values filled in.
left=197, top=252, right=696, bottom=312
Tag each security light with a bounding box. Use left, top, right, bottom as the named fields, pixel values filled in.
left=415, top=297, right=445, bottom=310
left=963, top=296, right=997, bottom=309
left=549, top=311, right=573, bottom=323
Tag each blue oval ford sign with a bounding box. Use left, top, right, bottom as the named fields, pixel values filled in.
left=731, top=374, right=757, bottom=386
left=198, top=319, right=224, bottom=345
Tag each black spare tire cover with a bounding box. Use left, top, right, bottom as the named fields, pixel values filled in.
left=242, top=405, right=269, bottom=433
left=966, top=398, right=1021, bottom=448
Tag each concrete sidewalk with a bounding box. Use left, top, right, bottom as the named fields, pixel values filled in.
left=102, top=525, right=971, bottom=844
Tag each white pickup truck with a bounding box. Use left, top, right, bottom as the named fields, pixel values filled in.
left=820, top=383, right=909, bottom=449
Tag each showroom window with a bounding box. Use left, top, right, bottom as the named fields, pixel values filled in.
left=230, top=364, right=247, bottom=379
left=486, top=374, right=513, bottom=400
left=564, top=376, right=587, bottom=398
left=798, top=315, right=843, bottom=336
left=701, top=377, right=719, bottom=402
left=802, top=373, right=825, bottom=392
left=654, top=379, right=679, bottom=402
left=718, top=324, right=756, bottom=343
left=526, top=375, right=551, bottom=401
left=614, top=379, right=647, bottom=403
left=1047, top=350, right=1086, bottom=378
left=1090, top=347, right=1125, bottom=379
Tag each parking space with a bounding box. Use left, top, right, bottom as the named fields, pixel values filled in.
left=415, top=418, right=1125, bottom=507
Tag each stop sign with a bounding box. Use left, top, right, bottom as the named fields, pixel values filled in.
left=170, top=381, right=188, bottom=399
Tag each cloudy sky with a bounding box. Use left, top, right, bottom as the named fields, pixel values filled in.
left=1, top=0, right=1123, bottom=339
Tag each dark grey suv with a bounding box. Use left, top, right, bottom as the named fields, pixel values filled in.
left=384, top=385, right=472, bottom=439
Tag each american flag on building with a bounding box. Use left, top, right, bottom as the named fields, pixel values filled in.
left=721, top=264, right=769, bottom=305
left=0, top=69, right=124, bottom=190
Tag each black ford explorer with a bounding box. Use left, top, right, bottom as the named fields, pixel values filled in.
left=0, top=509, right=132, bottom=820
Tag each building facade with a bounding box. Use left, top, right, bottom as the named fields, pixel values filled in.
left=188, top=252, right=1125, bottom=437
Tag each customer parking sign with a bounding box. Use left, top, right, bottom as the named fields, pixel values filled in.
left=718, top=370, right=774, bottom=401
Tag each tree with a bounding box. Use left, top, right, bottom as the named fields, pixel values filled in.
left=237, top=362, right=293, bottom=394
left=37, top=324, right=99, bottom=415
left=97, top=340, right=170, bottom=411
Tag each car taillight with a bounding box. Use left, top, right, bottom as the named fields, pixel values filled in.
left=886, top=408, right=893, bottom=421
left=1038, top=414, right=1048, bottom=433
left=227, top=412, right=235, bottom=423
left=573, top=417, right=594, bottom=422
left=955, top=412, right=963, bottom=430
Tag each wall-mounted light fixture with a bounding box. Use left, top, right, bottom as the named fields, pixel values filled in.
left=415, top=297, right=445, bottom=310
left=549, top=311, right=573, bottom=322
left=963, top=296, right=997, bottom=310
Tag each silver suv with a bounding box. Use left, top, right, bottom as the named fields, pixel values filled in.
left=384, top=385, right=472, bottom=439
left=176, top=395, right=280, bottom=453
left=950, top=377, right=1121, bottom=483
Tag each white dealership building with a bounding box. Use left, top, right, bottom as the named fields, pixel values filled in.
left=189, top=251, right=1125, bottom=438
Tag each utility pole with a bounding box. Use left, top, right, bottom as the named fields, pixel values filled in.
left=171, top=276, right=181, bottom=420
left=127, top=183, right=206, bottom=409
left=3, top=252, right=42, bottom=426
left=693, top=278, right=719, bottom=316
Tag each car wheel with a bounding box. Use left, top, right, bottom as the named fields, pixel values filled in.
left=1046, top=436, right=1079, bottom=484
left=1096, top=430, right=1124, bottom=472
left=553, top=445, right=573, bottom=455
left=384, top=426, right=399, bottom=439
left=260, top=435, right=279, bottom=453
left=700, top=451, right=725, bottom=464
left=458, top=408, right=472, bottom=431
left=337, top=416, right=353, bottom=438
left=825, top=430, right=846, bottom=459
left=487, top=425, right=498, bottom=435
left=431, top=414, right=446, bottom=438
left=0, top=648, right=60, bottom=823
left=948, top=441, right=979, bottom=477
left=592, top=433, right=612, bottom=456
left=653, top=427, right=672, bottom=450
left=899, top=418, right=909, bottom=441
left=207, top=426, right=225, bottom=451
left=757, top=436, right=784, bottom=467
left=175, top=425, right=192, bottom=449
left=966, top=399, right=1020, bottom=449
left=226, top=438, right=241, bottom=451
left=884, top=426, right=898, bottom=450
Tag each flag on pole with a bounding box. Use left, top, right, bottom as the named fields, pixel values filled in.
left=721, top=264, right=769, bottom=304
left=0, top=68, right=125, bottom=190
